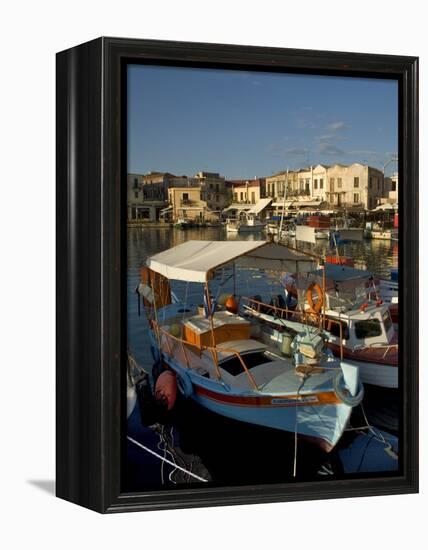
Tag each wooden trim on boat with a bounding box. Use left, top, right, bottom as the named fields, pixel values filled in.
left=194, top=385, right=342, bottom=407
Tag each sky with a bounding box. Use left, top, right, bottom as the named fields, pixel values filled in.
left=128, top=64, right=398, bottom=179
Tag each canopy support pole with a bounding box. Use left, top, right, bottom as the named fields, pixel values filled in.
left=205, top=279, right=220, bottom=378
left=321, top=260, right=326, bottom=329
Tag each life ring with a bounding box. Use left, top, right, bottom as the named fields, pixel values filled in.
left=176, top=370, right=194, bottom=398
left=306, top=283, right=324, bottom=314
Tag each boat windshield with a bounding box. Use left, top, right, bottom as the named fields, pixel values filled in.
left=354, top=318, right=382, bottom=339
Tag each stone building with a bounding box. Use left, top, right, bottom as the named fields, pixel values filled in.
left=325, top=163, right=384, bottom=210
left=167, top=187, right=218, bottom=222
left=194, top=171, right=230, bottom=212
left=127, top=173, right=166, bottom=221
left=127, top=171, right=199, bottom=221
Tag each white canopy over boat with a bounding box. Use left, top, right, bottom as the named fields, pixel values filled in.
left=373, top=203, right=398, bottom=211
left=247, top=198, right=272, bottom=215
left=147, top=240, right=317, bottom=282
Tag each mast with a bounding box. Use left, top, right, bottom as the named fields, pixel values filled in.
left=278, top=169, right=288, bottom=239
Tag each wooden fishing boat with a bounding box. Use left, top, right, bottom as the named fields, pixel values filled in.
left=138, top=240, right=364, bottom=452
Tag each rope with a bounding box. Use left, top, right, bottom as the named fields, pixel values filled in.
left=293, top=374, right=308, bottom=477
left=127, top=436, right=209, bottom=483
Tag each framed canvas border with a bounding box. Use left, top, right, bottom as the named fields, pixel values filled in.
left=56, top=37, right=418, bottom=513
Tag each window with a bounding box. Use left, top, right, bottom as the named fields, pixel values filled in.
left=133, top=177, right=139, bottom=189
left=134, top=191, right=138, bottom=199
left=207, top=193, right=211, bottom=200
left=337, top=178, right=342, bottom=188
left=240, top=192, right=244, bottom=201
left=210, top=183, right=214, bottom=189
left=369, top=177, right=373, bottom=189
left=319, top=178, right=324, bottom=189
left=354, top=177, right=359, bottom=188
left=314, top=179, right=318, bottom=189
left=182, top=192, right=189, bottom=201
left=355, top=319, right=382, bottom=339
left=305, top=179, right=310, bottom=193
left=234, top=193, right=238, bottom=201
left=216, top=183, right=219, bottom=192
left=251, top=191, right=256, bottom=204
left=216, top=194, right=219, bottom=202
left=353, top=193, right=359, bottom=203
left=330, top=177, right=335, bottom=191
left=392, top=181, right=397, bottom=191
left=383, top=310, right=392, bottom=333
left=326, top=320, right=349, bottom=340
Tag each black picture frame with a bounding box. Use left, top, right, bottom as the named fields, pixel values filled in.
left=56, top=37, right=419, bottom=513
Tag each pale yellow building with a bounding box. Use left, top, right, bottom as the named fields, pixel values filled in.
left=167, top=187, right=217, bottom=222
left=232, top=179, right=265, bottom=204
left=266, top=163, right=385, bottom=210
left=265, top=171, right=299, bottom=198
left=325, top=163, right=384, bottom=210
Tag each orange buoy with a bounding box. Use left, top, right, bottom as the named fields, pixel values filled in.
left=225, top=295, right=239, bottom=314
left=154, top=370, right=177, bottom=411
left=306, top=282, right=324, bottom=314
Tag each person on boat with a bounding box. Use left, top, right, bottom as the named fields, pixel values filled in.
left=281, top=273, right=298, bottom=309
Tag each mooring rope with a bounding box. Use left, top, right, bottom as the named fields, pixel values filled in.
left=127, top=436, right=209, bottom=483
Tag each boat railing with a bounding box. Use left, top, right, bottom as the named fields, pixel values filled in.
left=241, top=296, right=345, bottom=360
left=153, top=321, right=260, bottom=391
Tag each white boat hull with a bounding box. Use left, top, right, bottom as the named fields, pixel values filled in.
left=192, top=384, right=353, bottom=450
left=344, top=358, right=398, bottom=389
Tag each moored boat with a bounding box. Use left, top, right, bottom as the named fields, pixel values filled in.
left=138, top=240, right=364, bottom=451
left=244, top=263, right=398, bottom=388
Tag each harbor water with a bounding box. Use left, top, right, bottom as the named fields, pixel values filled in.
left=125, top=227, right=399, bottom=491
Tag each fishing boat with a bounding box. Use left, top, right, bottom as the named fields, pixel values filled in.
left=244, top=263, right=398, bottom=388
left=225, top=214, right=265, bottom=233
left=174, top=217, right=194, bottom=229
left=138, top=240, right=364, bottom=452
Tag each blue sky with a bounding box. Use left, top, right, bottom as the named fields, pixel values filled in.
left=128, top=65, right=398, bottom=179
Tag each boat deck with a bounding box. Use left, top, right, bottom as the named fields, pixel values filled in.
left=158, top=312, right=340, bottom=395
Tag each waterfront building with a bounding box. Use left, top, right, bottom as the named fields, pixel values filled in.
left=231, top=178, right=266, bottom=204
left=127, top=172, right=200, bottom=221
left=325, top=163, right=384, bottom=210
left=266, top=163, right=386, bottom=210
left=127, top=173, right=166, bottom=221
left=384, top=172, right=398, bottom=204
left=265, top=170, right=304, bottom=199
left=194, top=171, right=231, bottom=212
left=167, top=186, right=219, bottom=223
